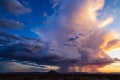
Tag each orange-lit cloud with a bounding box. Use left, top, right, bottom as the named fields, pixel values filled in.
left=98, top=61, right=120, bottom=72
left=33, top=0, right=118, bottom=69
left=70, top=0, right=120, bottom=57
left=1, top=0, right=120, bottom=72
left=98, top=17, right=114, bottom=28
left=71, top=0, right=113, bottom=31
left=100, top=32, right=120, bottom=53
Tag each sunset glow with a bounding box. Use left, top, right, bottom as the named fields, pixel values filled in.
left=0, top=0, right=120, bottom=73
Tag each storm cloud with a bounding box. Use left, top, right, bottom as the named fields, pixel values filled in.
left=0, top=0, right=120, bottom=72
left=32, top=0, right=120, bottom=71
left=0, top=30, right=77, bottom=67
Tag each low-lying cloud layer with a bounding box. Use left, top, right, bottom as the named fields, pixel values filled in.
left=0, top=0, right=120, bottom=72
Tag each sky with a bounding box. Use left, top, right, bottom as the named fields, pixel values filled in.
left=0, top=0, right=120, bottom=73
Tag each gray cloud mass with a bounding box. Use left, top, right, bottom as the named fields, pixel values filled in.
left=0, top=0, right=119, bottom=72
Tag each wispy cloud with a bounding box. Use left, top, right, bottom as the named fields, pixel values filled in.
left=0, top=0, right=31, bottom=15
left=0, top=18, right=24, bottom=29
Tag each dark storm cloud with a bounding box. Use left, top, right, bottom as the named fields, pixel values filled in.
left=0, top=30, right=114, bottom=72
left=0, top=30, right=21, bottom=39
left=0, top=31, right=78, bottom=67
left=0, top=0, right=31, bottom=15
left=32, top=0, right=115, bottom=71
left=0, top=18, right=24, bottom=29
left=0, top=29, right=115, bottom=70
left=0, top=0, right=118, bottom=72
left=0, top=30, right=44, bottom=54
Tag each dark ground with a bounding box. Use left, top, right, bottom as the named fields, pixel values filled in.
left=0, top=70, right=120, bottom=80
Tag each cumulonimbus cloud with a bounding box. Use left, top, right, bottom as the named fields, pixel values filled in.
left=0, top=0, right=120, bottom=72
left=32, top=0, right=120, bottom=71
